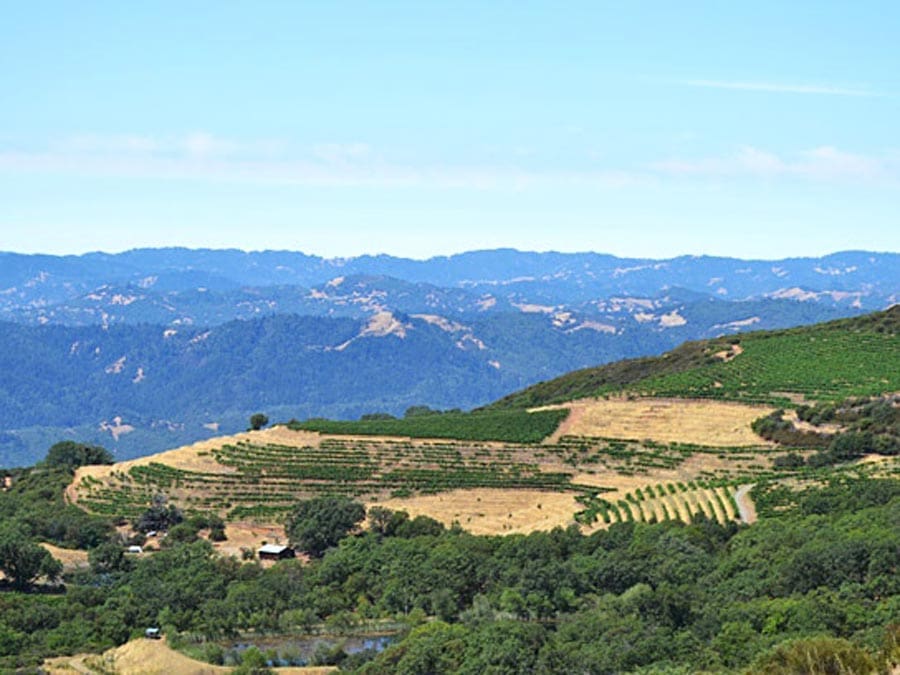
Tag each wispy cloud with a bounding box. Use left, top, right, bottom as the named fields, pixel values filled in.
left=2, top=133, right=896, bottom=190
left=54, top=132, right=287, bottom=159
left=651, top=145, right=895, bottom=182
left=681, top=79, right=879, bottom=97
left=0, top=132, right=645, bottom=191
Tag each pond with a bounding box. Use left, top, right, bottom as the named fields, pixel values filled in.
left=227, top=633, right=396, bottom=667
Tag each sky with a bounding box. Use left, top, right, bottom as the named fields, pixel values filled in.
left=1, top=1, right=898, bottom=260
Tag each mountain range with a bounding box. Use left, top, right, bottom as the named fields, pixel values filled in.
left=0, top=248, right=896, bottom=466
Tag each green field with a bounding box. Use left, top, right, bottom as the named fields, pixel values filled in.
left=632, top=327, right=898, bottom=402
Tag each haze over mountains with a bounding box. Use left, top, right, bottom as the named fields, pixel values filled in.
left=0, top=248, right=896, bottom=466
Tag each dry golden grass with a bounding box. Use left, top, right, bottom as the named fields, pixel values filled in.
left=41, top=543, right=89, bottom=571
left=43, top=637, right=337, bottom=675
left=665, top=494, right=691, bottom=522
left=211, top=521, right=290, bottom=560
left=371, top=488, right=581, bottom=535
left=368, top=444, right=767, bottom=533
left=702, top=488, right=726, bottom=522
left=538, top=397, right=775, bottom=447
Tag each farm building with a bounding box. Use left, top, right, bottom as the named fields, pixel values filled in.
left=258, top=544, right=295, bottom=561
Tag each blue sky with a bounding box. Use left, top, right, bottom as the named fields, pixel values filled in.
left=1, top=2, right=898, bottom=259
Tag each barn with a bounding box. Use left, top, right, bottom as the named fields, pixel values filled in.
left=258, top=544, right=295, bottom=561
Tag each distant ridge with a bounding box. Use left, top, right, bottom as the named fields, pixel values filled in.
left=1, top=248, right=897, bottom=311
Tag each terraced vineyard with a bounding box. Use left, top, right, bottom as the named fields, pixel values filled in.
left=73, top=423, right=786, bottom=528
left=75, top=436, right=604, bottom=520
left=550, top=435, right=780, bottom=481
left=292, top=408, right=569, bottom=443
left=575, top=480, right=742, bottom=527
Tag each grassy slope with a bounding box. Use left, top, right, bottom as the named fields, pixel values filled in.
left=490, top=305, right=899, bottom=409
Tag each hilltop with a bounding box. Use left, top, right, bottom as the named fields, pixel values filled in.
left=2, top=249, right=897, bottom=321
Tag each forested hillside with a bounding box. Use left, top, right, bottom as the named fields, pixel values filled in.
left=1, top=463, right=898, bottom=672
left=2, top=248, right=897, bottom=466
left=0, top=299, right=862, bottom=467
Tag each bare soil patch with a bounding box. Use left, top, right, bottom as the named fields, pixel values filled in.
left=537, top=397, right=775, bottom=447
left=713, top=343, right=744, bottom=362
left=784, top=409, right=842, bottom=435
left=212, top=521, right=291, bottom=560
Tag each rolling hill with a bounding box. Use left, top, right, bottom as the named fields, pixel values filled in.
left=490, top=304, right=900, bottom=410
left=69, top=306, right=899, bottom=536
left=33, top=304, right=900, bottom=674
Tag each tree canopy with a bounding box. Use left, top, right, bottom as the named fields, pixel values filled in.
left=0, top=524, right=61, bottom=589
left=249, top=413, right=269, bottom=431
left=43, top=441, right=113, bottom=472
left=285, top=495, right=366, bottom=558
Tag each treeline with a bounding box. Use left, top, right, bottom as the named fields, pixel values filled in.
left=0, top=463, right=898, bottom=671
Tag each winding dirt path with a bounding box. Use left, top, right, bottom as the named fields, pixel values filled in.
left=734, top=484, right=757, bottom=524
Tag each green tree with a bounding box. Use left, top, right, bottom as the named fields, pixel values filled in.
left=89, top=541, right=131, bottom=575
left=367, top=506, right=396, bottom=536
left=234, top=645, right=273, bottom=674
left=0, top=526, right=62, bottom=589
left=133, top=502, right=183, bottom=533
left=286, top=496, right=365, bottom=558
left=43, top=440, right=113, bottom=472
left=249, top=413, right=269, bottom=431
left=404, top=405, right=438, bottom=418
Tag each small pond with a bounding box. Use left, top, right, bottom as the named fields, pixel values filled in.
left=227, top=633, right=395, bottom=666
